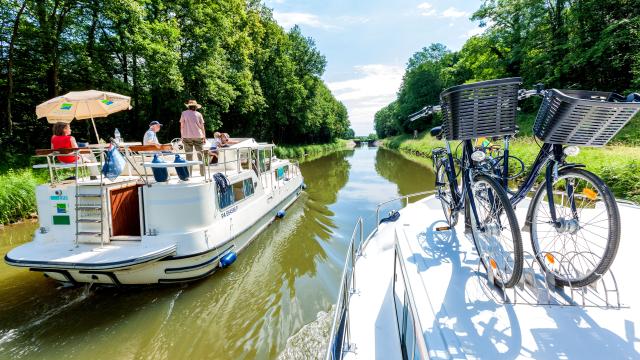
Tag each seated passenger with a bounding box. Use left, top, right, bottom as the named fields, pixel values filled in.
left=209, top=132, right=222, bottom=163
left=51, top=122, right=99, bottom=176
left=143, top=121, right=163, bottom=146
left=221, top=132, right=239, bottom=146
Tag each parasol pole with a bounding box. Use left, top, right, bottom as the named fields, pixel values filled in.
left=91, top=117, right=99, bottom=143
left=88, top=103, right=99, bottom=143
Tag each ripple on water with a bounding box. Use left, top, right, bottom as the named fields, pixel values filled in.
left=277, top=306, right=335, bottom=360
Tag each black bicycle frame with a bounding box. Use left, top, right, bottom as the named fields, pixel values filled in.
left=503, top=140, right=567, bottom=224
left=443, top=139, right=483, bottom=229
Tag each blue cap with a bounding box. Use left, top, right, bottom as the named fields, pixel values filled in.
left=149, top=121, right=162, bottom=127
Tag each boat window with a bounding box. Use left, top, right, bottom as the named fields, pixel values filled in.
left=243, top=178, right=254, bottom=197
left=276, top=165, right=289, bottom=180
left=232, top=181, right=244, bottom=202
left=259, top=149, right=271, bottom=172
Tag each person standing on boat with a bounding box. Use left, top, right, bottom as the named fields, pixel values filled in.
left=180, top=100, right=206, bottom=176
left=143, top=121, right=162, bottom=146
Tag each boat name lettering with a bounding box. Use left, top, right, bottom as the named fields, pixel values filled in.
left=222, top=206, right=238, bottom=218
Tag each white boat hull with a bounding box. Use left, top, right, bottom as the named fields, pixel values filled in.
left=7, top=181, right=302, bottom=285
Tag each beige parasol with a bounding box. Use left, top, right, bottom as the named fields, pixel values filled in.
left=36, top=90, right=132, bottom=142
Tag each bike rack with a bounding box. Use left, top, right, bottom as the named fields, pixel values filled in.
left=476, top=249, right=624, bottom=309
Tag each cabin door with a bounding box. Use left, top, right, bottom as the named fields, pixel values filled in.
left=109, top=184, right=141, bottom=237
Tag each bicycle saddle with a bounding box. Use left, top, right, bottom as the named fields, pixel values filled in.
left=430, top=126, right=443, bottom=140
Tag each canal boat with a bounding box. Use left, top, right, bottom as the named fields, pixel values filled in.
left=326, top=193, right=640, bottom=359
left=4, top=139, right=304, bottom=285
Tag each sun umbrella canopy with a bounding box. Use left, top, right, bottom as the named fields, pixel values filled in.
left=36, top=90, right=131, bottom=124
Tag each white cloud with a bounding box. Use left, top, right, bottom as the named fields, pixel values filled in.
left=441, top=7, right=468, bottom=18
left=417, top=2, right=436, bottom=16
left=460, top=21, right=494, bottom=39
left=273, top=12, right=335, bottom=30
left=417, top=4, right=469, bottom=19
left=273, top=12, right=368, bottom=31
left=327, top=64, right=404, bottom=135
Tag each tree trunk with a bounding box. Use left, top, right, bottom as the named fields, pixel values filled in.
left=6, top=1, right=27, bottom=135
left=85, top=0, right=99, bottom=87
left=132, top=51, right=139, bottom=125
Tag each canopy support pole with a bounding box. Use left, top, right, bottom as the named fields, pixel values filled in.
left=90, top=117, right=100, bottom=143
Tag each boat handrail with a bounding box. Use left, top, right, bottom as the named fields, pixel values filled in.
left=32, top=142, right=301, bottom=193
left=326, top=217, right=363, bottom=360
left=360, top=190, right=436, bottom=254
left=325, top=190, right=435, bottom=359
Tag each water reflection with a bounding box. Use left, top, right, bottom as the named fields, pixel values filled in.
left=0, top=148, right=434, bottom=359
left=375, top=148, right=435, bottom=197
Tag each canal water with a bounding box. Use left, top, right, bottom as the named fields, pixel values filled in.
left=0, top=147, right=434, bottom=360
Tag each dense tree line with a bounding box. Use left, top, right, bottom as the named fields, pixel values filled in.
left=376, top=0, right=640, bottom=138
left=0, top=0, right=350, bottom=165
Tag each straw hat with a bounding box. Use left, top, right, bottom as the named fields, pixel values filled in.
left=184, top=99, right=202, bottom=109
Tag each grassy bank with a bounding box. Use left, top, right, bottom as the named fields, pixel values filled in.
left=274, top=140, right=351, bottom=161
left=383, top=132, right=640, bottom=203
left=0, top=170, right=41, bottom=225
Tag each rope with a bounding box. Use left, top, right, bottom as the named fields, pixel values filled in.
left=213, top=172, right=234, bottom=209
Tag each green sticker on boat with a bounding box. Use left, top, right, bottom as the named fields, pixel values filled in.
left=52, top=215, right=70, bottom=225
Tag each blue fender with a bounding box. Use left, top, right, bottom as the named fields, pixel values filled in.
left=219, top=251, right=237, bottom=268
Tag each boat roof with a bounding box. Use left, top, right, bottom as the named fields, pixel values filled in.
left=345, top=195, right=640, bottom=359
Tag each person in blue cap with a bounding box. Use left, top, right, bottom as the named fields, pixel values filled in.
left=143, top=121, right=162, bottom=145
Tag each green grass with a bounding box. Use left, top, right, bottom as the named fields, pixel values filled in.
left=274, top=140, right=350, bottom=162
left=0, top=170, right=40, bottom=225
left=382, top=131, right=640, bottom=203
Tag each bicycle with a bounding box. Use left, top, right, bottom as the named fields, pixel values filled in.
left=420, top=78, right=525, bottom=288
left=478, top=81, right=640, bottom=288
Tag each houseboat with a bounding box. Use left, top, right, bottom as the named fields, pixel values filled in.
left=5, top=138, right=304, bottom=285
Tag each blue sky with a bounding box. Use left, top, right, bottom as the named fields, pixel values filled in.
left=266, top=0, right=484, bottom=135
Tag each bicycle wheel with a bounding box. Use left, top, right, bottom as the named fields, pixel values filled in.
left=529, top=168, right=620, bottom=288
left=469, top=174, right=523, bottom=288
left=435, top=158, right=458, bottom=227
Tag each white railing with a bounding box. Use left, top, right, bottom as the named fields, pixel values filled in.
left=325, top=190, right=435, bottom=360
left=326, top=217, right=363, bottom=360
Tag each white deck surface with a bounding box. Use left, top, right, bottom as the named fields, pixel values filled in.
left=6, top=239, right=176, bottom=270
left=345, top=195, right=640, bottom=359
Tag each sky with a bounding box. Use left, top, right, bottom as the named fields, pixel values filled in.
left=265, top=0, right=484, bottom=135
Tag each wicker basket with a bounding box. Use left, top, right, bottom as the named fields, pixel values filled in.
left=440, top=77, right=521, bottom=141
left=534, top=89, right=640, bottom=146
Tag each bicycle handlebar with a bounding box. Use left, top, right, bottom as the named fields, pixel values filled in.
left=518, top=83, right=547, bottom=100
left=408, top=105, right=441, bottom=121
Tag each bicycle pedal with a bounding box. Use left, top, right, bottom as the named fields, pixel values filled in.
left=435, top=226, right=450, bottom=231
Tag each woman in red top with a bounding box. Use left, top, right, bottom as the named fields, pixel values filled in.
left=51, top=122, right=99, bottom=176
left=51, top=122, right=79, bottom=163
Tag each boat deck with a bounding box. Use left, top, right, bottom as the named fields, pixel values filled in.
left=5, top=239, right=176, bottom=270
left=345, top=196, right=640, bottom=359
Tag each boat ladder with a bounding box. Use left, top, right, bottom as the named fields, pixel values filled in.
left=75, top=182, right=105, bottom=245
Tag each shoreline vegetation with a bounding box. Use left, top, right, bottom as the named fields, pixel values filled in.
left=381, top=132, right=640, bottom=204
left=273, top=140, right=353, bottom=161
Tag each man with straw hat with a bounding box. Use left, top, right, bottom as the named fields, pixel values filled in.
left=180, top=99, right=206, bottom=176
